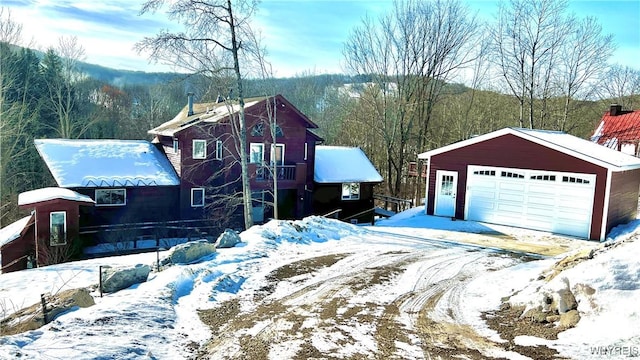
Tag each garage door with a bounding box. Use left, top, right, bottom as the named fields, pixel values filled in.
left=465, top=165, right=595, bottom=238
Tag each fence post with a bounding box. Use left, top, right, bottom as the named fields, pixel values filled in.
left=40, top=294, right=48, bottom=325
left=99, top=266, right=103, bottom=298
left=156, top=248, right=160, bottom=272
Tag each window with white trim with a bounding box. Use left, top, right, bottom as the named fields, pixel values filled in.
left=304, top=142, right=308, bottom=161
left=271, top=143, right=285, bottom=165
left=50, top=211, right=67, bottom=246
left=342, top=182, right=360, bottom=200
left=250, top=143, right=264, bottom=164
left=191, top=188, right=205, bottom=207
left=95, top=189, right=126, bottom=206
left=173, top=138, right=179, bottom=153
left=215, top=140, right=223, bottom=160
left=192, top=139, right=206, bottom=159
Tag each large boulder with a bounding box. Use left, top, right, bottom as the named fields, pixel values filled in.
left=559, top=309, right=581, bottom=329
left=169, top=239, right=217, bottom=264
left=215, top=229, right=241, bottom=249
left=101, top=264, right=151, bottom=293
left=549, top=277, right=578, bottom=314
left=0, top=288, right=95, bottom=335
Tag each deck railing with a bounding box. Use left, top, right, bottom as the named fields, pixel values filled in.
left=255, top=165, right=296, bottom=181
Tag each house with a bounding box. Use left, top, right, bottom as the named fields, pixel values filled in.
left=0, top=214, right=35, bottom=273
left=34, top=139, right=181, bottom=245
left=148, top=94, right=322, bottom=225
left=591, top=104, right=640, bottom=156
left=418, top=127, right=640, bottom=241
left=313, top=146, right=383, bottom=224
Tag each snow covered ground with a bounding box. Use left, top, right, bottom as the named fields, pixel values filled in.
left=0, top=207, right=638, bottom=359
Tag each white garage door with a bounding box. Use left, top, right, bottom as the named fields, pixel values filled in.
left=465, top=165, right=595, bottom=238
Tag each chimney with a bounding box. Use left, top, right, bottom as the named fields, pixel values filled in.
left=187, top=92, right=194, bottom=116
left=610, top=104, right=622, bottom=116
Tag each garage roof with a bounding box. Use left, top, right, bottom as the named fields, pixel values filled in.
left=418, top=128, right=640, bottom=171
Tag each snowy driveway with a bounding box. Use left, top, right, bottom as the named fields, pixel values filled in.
left=0, top=211, right=599, bottom=359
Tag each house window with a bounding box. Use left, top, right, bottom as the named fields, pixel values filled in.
left=95, top=189, right=126, bottom=206
left=193, top=139, right=206, bottom=159
left=304, top=142, right=308, bottom=161
left=251, top=123, right=264, bottom=137
left=342, top=182, right=360, bottom=200
left=173, top=138, right=179, bottom=153
left=215, top=140, right=223, bottom=160
left=271, top=144, right=285, bottom=165
left=250, top=143, right=264, bottom=164
left=50, top=211, right=67, bottom=246
left=191, top=188, right=205, bottom=207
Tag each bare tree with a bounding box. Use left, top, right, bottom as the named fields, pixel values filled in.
left=490, top=0, right=571, bottom=129
left=137, top=0, right=261, bottom=230
left=598, top=65, right=640, bottom=110
left=556, top=16, right=615, bottom=131
left=42, top=36, right=91, bottom=138
left=343, top=0, right=480, bottom=197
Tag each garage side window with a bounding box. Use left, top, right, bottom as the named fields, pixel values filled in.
left=342, top=183, right=360, bottom=200
left=95, top=189, right=126, bottom=206
left=50, top=211, right=67, bottom=246
left=473, top=170, right=495, bottom=176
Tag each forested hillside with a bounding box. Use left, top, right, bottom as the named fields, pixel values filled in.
left=2, top=0, right=640, bottom=229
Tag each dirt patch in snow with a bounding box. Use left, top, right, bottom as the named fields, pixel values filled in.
left=195, top=250, right=567, bottom=360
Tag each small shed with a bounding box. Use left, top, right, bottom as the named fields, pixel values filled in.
left=418, top=127, right=640, bottom=240
left=18, top=187, right=95, bottom=266
left=313, top=146, right=383, bottom=224
left=0, top=214, right=35, bottom=273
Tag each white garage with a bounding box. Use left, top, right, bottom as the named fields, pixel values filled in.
left=418, top=127, right=640, bottom=240
left=465, top=165, right=595, bottom=238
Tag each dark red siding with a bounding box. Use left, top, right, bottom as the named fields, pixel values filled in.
left=0, top=218, right=35, bottom=273
left=606, top=168, right=640, bottom=236
left=173, top=95, right=318, bottom=224
left=313, top=183, right=377, bottom=223
left=426, top=134, right=608, bottom=240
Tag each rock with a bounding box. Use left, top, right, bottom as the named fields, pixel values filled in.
left=523, top=306, right=548, bottom=323
left=546, top=315, right=561, bottom=323
left=559, top=309, right=581, bottom=329
left=101, top=264, right=151, bottom=293
left=0, top=288, right=95, bottom=335
left=216, top=229, right=241, bottom=249
left=550, top=277, right=578, bottom=314
left=169, top=239, right=216, bottom=264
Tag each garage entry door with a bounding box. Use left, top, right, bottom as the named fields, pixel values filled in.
left=465, top=165, right=596, bottom=238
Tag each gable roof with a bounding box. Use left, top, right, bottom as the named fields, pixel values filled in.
left=418, top=127, right=640, bottom=171
left=148, top=94, right=318, bottom=137
left=314, top=146, right=383, bottom=183
left=18, top=187, right=95, bottom=207
left=591, top=109, right=640, bottom=148
left=35, top=139, right=180, bottom=188
left=0, top=214, right=34, bottom=249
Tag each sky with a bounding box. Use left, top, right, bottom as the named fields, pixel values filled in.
left=2, top=0, right=639, bottom=78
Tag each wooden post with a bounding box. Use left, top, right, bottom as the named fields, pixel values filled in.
left=40, top=294, right=47, bottom=325
left=156, top=248, right=160, bottom=272
left=99, top=266, right=103, bottom=298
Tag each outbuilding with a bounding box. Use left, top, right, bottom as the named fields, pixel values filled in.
left=418, top=127, right=640, bottom=240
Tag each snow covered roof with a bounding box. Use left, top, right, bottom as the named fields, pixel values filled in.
left=418, top=127, right=640, bottom=171
left=34, top=139, right=180, bottom=188
left=18, top=187, right=95, bottom=207
left=148, top=99, right=261, bottom=137
left=148, top=95, right=319, bottom=138
left=0, top=215, right=33, bottom=248
left=314, top=146, right=383, bottom=183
